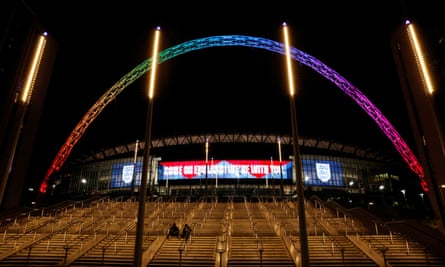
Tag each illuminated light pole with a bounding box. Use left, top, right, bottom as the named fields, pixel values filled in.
left=205, top=137, right=209, bottom=196
left=166, top=169, right=169, bottom=195
left=131, top=139, right=139, bottom=198
left=212, top=157, right=218, bottom=189
left=80, top=178, right=87, bottom=195
left=401, top=189, right=407, bottom=203
left=282, top=22, right=309, bottom=267
left=349, top=180, right=354, bottom=193
left=270, top=156, right=273, bottom=190
left=134, top=26, right=161, bottom=267
left=392, top=19, right=445, bottom=234
left=278, top=136, right=284, bottom=198
left=379, top=184, right=386, bottom=206
left=0, top=32, right=47, bottom=206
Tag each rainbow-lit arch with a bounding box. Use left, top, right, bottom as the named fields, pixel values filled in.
left=39, top=35, right=427, bottom=194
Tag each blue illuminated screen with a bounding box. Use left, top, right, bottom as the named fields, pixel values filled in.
left=110, top=161, right=142, bottom=188
left=302, top=159, right=344, bottom=187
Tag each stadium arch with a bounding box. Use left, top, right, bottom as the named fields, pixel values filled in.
left=38, top=35, right=427, bottom=195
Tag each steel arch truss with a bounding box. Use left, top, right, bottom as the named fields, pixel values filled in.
left=39, top=35, right=426, bottom=194
left=71, top=133, right=390, bottom=164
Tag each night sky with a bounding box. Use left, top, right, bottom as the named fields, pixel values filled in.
left=22, top=1, right=445, bottom=188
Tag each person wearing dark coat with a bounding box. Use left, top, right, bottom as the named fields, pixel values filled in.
left=181, top=223, right=192, bottom=240
left=167, top=222, right=179, bottom=239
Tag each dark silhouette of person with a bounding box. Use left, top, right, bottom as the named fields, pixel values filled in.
left=181, top=223, right=192, bottom=240
left=167, top=222, right=179, bottom=239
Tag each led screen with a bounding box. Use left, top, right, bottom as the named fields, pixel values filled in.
left=109, top=158, right=344, bottom=188
left=302, top=159, right=344, bottom=187
left=158, top=159, right=292, bottom=180
left=110, top=161, right=142, bottom=188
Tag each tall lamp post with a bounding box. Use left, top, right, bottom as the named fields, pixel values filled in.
left=134, top=26, right=161, bottom=267
left=401, top=189, right=407, bottom=203
left=205, top=137, right=209, bottom=196
left=379, top=184, right=386, bottom=206
left=212, top=157, right=219, bottom=194
left=278, top=136, right=284, bottom=198
left=131, top=139, right=139, bottom=198
left=282, top=22, right=309, bottom=266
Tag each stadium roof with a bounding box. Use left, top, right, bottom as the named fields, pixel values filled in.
left=67, top=132, right=399, bottom=167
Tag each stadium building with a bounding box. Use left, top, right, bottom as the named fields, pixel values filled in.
left=45, top=132, right=415, bottom=207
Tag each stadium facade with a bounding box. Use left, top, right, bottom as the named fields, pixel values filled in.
left=48, top=133, right=412, bottom=201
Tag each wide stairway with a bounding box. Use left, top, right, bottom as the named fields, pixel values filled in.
left=0, top=195, right=444, bottom=266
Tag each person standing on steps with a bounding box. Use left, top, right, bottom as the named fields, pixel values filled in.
left=181, top=223, right=192, bottom=240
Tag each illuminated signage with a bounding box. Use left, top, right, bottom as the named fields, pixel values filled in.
left=109, top=158, right=345, bottom=188
left=158, top=159, right=292, bottom=180
left=110, top=162, right=142, bottom=188
left=303, top=159, right=344, bottom=187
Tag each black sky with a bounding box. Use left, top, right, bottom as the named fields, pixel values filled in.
left=23, top=1, right=445, bottom=187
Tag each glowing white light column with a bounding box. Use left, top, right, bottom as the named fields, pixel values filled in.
left=20, top=34, right=47, bottom=104
left=0, top=32, right=47, bottom=207
left=282, top=22, right=309, bottom=267
left=134, top=26, right=161, bottom=267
